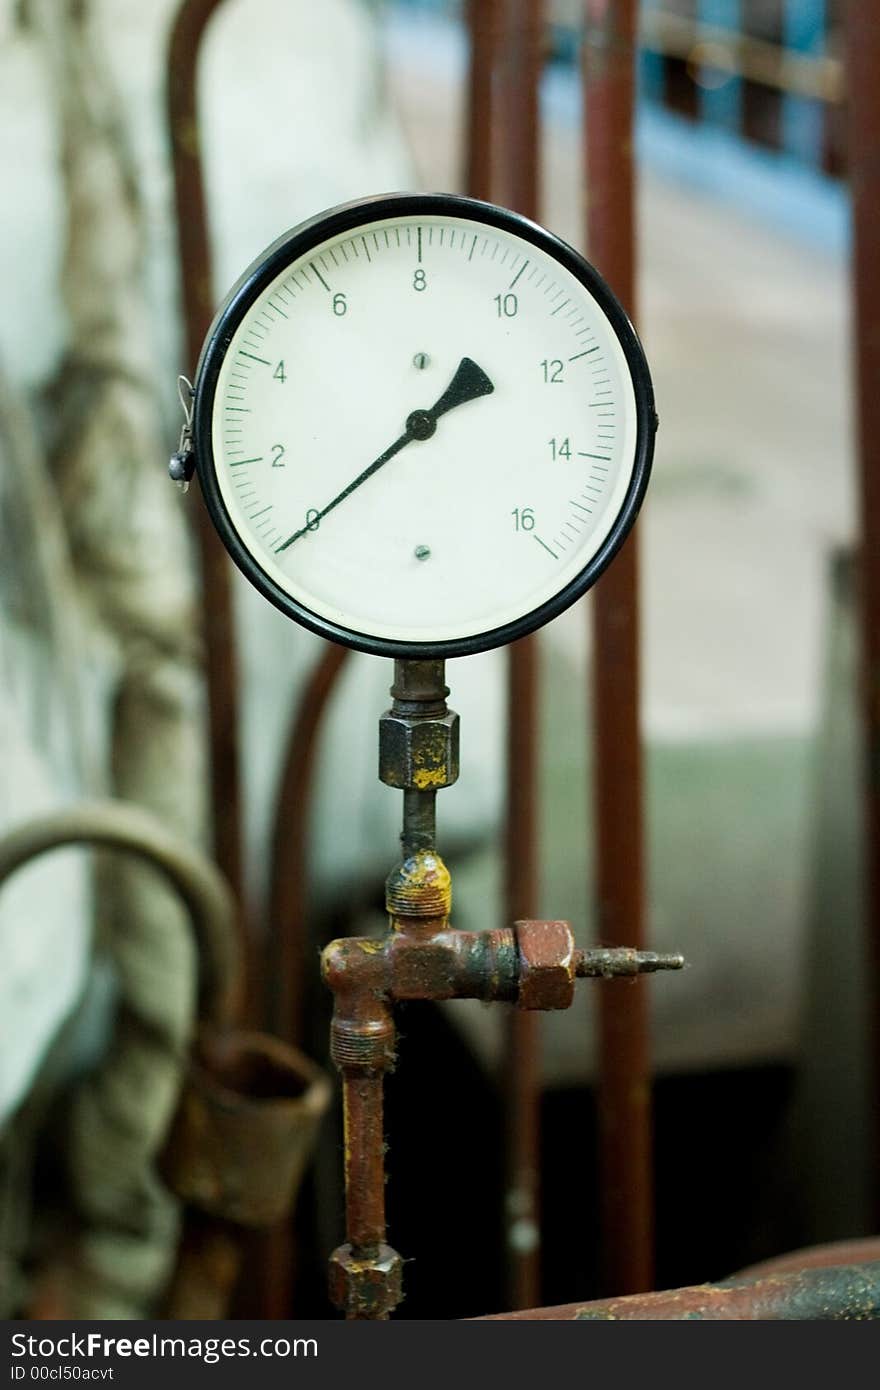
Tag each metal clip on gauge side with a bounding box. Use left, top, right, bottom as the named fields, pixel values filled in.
left=168, top=375, right=196, bottom=491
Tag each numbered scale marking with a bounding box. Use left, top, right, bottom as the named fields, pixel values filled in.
left=192, top=193, right=655, bottom=657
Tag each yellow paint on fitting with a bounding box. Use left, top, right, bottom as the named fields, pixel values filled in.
left=412, top=766, right=447, bottom=790
left=385, top=849, right=452, bottom=919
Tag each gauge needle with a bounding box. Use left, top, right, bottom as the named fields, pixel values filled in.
left=274, top=356, right=494, bottom=553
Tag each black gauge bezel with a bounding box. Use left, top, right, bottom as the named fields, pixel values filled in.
left=192, top=191, right=656, bottom=659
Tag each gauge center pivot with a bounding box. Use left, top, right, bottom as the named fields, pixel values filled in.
left=405, top=409, right=437, bottom=442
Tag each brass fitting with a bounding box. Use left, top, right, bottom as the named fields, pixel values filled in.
left=386, top=848, right=452, bottom=921
left=379, top=707, right=460, bottom=790
left=328, top=1242, right=403, bottom=1320
left=321, top=938, right=396, bottom=1073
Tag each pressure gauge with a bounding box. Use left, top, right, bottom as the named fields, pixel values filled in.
left=191, top=192, right=655, bottom=658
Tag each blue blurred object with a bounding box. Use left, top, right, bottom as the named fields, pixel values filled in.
left=782, top=0, right=826, bottom=165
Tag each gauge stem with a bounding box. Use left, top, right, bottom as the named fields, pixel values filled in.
left=380, top=660, right=458, bottom=859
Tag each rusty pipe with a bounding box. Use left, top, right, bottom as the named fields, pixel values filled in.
left=476, top=1259, right=880, bottom=1319
left=323, top=878, right=682, bottom=1319
left=269, top=641, right=349, bottom=1043
left=495, top=0, right=545, bottom=1314
left=464, top=0, right=498, bottom=202
left=255, top=642, right=349, bottom=1317
left=583, top=0, right=653, bottom=1296
left=167, top=0, right=246, bottom=930
left=324, top=661, right=683, bottom=1318
left=844, top=0, right=880, bottom=1224
left=736, top=1237, right=880, bottom=1281
left=497, top=0, right=543, bottom=213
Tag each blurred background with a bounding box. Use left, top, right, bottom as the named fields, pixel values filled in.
left=0, top=0, right=875, bottom=1320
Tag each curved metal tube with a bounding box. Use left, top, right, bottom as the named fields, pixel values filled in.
left=0, top=799, right=238, bottom=1025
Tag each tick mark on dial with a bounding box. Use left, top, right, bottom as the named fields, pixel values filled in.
left=534, top=535, right=559, bottom=560
left=310, top=261, right=331, bottom=292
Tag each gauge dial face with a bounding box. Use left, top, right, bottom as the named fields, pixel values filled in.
left=194, top=194, right=654, bottom=657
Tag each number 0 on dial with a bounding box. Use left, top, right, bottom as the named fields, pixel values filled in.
left=192, top=192, right=656, bottom=657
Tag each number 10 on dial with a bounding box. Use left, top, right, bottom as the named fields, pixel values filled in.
left=191, top=192, right=656, bottom=658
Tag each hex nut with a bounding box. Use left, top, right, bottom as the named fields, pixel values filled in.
left=515, top=919, right=576, bottom=1011
left=379, top=709, right=460, bottom=790
left=328, top=1242, right=404, bottom=1318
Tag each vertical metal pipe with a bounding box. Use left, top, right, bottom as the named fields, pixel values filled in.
left=253, top=642, right=348, bottom=1318
left=342, top=1071, right=388, bottom=1257
left=465, top=0, right=545, bottom=1307
left=495, top=0, right=544, bottom=1314
left=497, top=0, right=543, bottom=210
left=167, top=0, right=246, bottom=924
left=503, top=635, right=541, bottom=1309
left=583, top=0, right=654, bottom=1294
left=464, top=0, right=498, bottom=200
left=270, top=644, right=349, bottom=1044
left=845, top=0, right=880, bottom=1221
